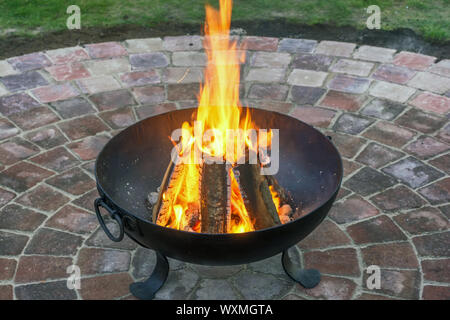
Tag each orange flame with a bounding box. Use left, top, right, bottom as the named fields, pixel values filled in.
left=269, top=185, right=281, bottom=211
left=158, top=0, right=268, bottom=233
left=229, top=168, right=255, bottom=233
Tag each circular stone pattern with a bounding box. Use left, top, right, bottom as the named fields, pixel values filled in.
left=0, top=36, right=449, bottom=300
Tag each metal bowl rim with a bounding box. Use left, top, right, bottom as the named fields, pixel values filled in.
left=94, top=107, right=343, bottom=238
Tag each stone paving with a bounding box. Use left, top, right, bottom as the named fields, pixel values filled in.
left=0, top=36, right=449, bottom=300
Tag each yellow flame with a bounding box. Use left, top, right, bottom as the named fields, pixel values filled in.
left=229, top=168, right=254, bottom=233
left=269, top=185, right=281, bottom=211
left=158, top=0, right=260, bottom=233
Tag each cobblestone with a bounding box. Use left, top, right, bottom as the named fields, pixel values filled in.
left=369, top=81, right=416, bottom=102
left=393, top=51, right=436, bottom=70
left=353, top=45, right=396, bottom=63
left=1, top=37, right=448, bottom=300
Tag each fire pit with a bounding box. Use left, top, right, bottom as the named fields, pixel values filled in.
left=93, top=0, right=343, bottom=300
left=94, top=107, right=342, bottom=299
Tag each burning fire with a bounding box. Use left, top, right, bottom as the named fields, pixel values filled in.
left=229, top=168, right=255, bottom=233
left=157, top=0, right=278, bottom=233
left=269, top=185, right=281, bottom=212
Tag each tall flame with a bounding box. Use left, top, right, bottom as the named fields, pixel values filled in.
left=158, top=0, right=271, bottom=233
left=195, top=0, right=252, bottom=162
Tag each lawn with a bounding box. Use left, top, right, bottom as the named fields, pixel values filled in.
left=0, top=0, right=449, bottom=42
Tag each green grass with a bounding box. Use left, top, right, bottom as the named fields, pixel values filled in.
left=0, top=0, right=449, bottom=41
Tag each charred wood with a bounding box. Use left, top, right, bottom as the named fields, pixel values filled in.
left=235, top=164, right=281, bottom=230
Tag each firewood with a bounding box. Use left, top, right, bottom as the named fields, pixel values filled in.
left=265, top=174, right=291, bottom=207
left=183, top=202, right=201, bottom=232
left=155, top=163, right=203, bottom=231
left=152, top=159, right=291, bottom=232
left=151, top=138, right=197, bottom=224
left=235, top=164, right=281, bottom=230
left=155, top=163, right=184, bottom=226
left=151, top=160, right=175, bottom=224
left=266, top=173, right=298, bottom=224
left=225, top=165, right=232, bottom=233
left=200, top=163, right=229, bottom=233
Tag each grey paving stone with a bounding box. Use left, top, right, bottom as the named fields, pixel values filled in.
left=132, top=247, right=184, bottom=279
left=328, top=75, right=371, bottom=94
left=7, top=53, right=52, bottom=72
left=24, top=228, right=83, bottom=255
left=15, top=281, right=77, bottom=300
left=333, top=113, right=375, bottom=134
left=155, top=268, right=199, bottom=300
left=278, top=38, right=317, bottom=53
left=50, top=97, right=96, bottom=119
left=248, top=249, right=299, bottom=278
left=0, top=231, right=29, bottom=256
left=192, top=279, right=240, bottom=300
left=291, top=53, right=334, bottom=71
left=382, top=156, right=444, bottom=189
left=356, top=142, right=404, bottom=168
left=290, top=86, right=326, bottom=105
left=344, top=167, right=397, bottom=196
left=190, top=264, right=242, bottom=279
left=0, top=93, right=40, bottom=117
left=25, top=126, right=68, bottom=149
left=85, top=221, right=138, bottom=250
left=370, top=185, right=426, bottom=212
left=232, top=270, right=292, bottom=300
left=130, top=53, right=169, bottom=69
left=360, top=98, right=406, bottom=120
left=248, top=84, right=289, bottom=101
left=0, top=71, right=48, bottom=92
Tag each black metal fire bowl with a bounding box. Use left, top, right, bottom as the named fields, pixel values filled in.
left=94, top=107, right=343, bottom=299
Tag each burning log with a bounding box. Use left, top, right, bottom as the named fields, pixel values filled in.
left=150, top=161, right=291, bottom=233
left=234, top=164, right=281, bottom=230
left=182, top=202, right=202, bottom=231
left=265, top=174, right=291, bottom=207
left=151, top=160, right=175, bottom=224
left=154, top=163, right=183, bottom=226
left=151, top=162, right=202, bottom=231
left=266, top=173, right=296, bottom=224
left=200, top=163, right=230, bottom=233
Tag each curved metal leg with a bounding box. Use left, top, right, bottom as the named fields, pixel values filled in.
left=282, top=249, right=321, bottom=289
left=130, top=251, right=169, bottom=300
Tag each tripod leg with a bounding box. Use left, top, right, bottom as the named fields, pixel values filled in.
left=129, top=251, right=169, bottom=300
left=281, top=249, right=321, bottom=289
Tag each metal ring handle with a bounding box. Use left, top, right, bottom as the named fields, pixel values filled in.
left=94, top=198, right=124, bottom=242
